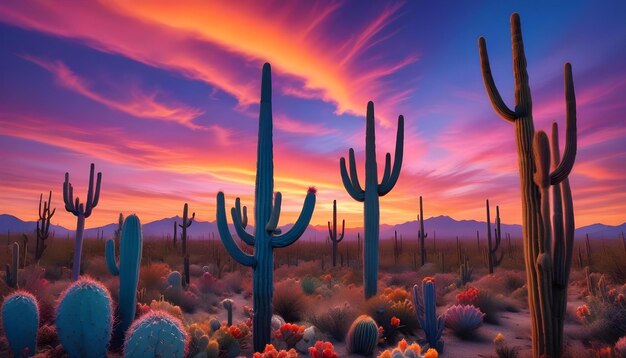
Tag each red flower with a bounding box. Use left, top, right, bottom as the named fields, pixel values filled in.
left=308, top=186, right=317, bottom=194
left=308, top=341, right=338, bottom=358
left=390, top=316, right=400, bottom=328
left=456, top=286, right=479, bottom=305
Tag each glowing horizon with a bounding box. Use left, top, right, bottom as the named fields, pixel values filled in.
left=1, top=2, right=625, bottom=229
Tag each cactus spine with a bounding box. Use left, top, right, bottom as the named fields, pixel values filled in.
left=35, top=191, right=55, bottom=261
left=340, top=101, right=404, bottom=298
left=486, top=200, right=503, bottom=274
left=2, top=291, right=39, bottom=357
left=327, top=200, right=345, bottom=267
left=418, top=195, right=427, bottom=267
left=56, top=277, right=113, bottom=357
left=216, top=63, right=316, bottom=352
left=105, top=214, right=143, bottom=348
left=345, top=315, right=379, bottom=356
left=413, top=278, right=444, bottom=352
left=124, top=311, right=188, bottom=358
left=63, top=163, right=102, bottom=281
left=479, top=13, right=577, bottom=357
left=177, top=203, right=195, bottom=286
left=5, top=241, right=19, bottom=287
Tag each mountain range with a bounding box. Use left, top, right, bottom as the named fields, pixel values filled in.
left=1, top=214, right=624, bottom=242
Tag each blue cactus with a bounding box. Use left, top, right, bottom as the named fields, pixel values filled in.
left=216, top=63, right=316, bottom=352
left=124, top=311, right=188, bottom=358
left=1, top=291, right=39, bottom=357
left=105, top=214, right=143, bottom=349
left=56, top=277, right=113, bottom=358
left=164, top=270, right=183, bottom=302
left=63, top=163, right=102, bottom=281
left=345, top=315, right=379, bottom=356
left=340, top=101, right=404, bottom=298
left=413, top=278, right=444, bottom=353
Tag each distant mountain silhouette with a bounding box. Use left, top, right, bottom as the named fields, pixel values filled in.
left=1, top=213, right=623, bottom=241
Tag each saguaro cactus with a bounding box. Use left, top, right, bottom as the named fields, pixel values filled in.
left=5, top=241, right=19, bottom=288
left=216, top=63, right=316, bottom=352
left=339, top=101, right=404, bottom=298
left=485, top=200, right=503, bottom=274
left=417, top=195, right=427, bottom=267
left=413, top=277, right=444, bottom=352
left=35, top=191, right=56, bottom=261
left=478, top=13, right=577, bottom=357
left=105, top=214, right=143, bottom=348
left=178, top=203, right=195, bottom=286
left=63, top=163, right=102, bottom=280
left=327, top=200, right=345, bottom=267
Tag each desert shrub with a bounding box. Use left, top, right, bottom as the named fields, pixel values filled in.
left=307, top=303, right=357, bottom=341
left=474, top=289, right=503, bottom=324
left=387, top=271, right=417, bottom=288
left=363, top=295, right=419, bottom=341
left=475, top=270, right=525, bottom=294
left=494, top=333, right=519, bottom=358
left=300, top=276, right=320, bottom=295
left=445, top=304, right=484, bottom=338
left=179, top=290, right=200, bottom=313
left=274, top=279, right=308, bottom=323
left=222, top=271, right=245, bottom=294
left=377, top=339, right=438, bottom=358
left=197, top=272, right=224, bottom=295
left=381, top=287, right=411, bottom=303
left=577, top=297, right=626, bottom=344
left=138, top=299, right=184, bottom=322
left=139, top=262, right=170, bottom=291
left=37, top=324, right=58, bottom=348
left=253, top=344, right=297, bottom=358
left=84, top=256, right=110, bottom=279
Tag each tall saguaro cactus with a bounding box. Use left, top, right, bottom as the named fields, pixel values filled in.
left=478, top=13, right=577, bottom=357
left=35, top=191, right=56, bottom=261
left=417, top=195, right=427, bottom=267
left=216, top=63, right=316, bottom=352
left=340, top=101, right=404, bottom=298
left=485, top=200, right=503, bottom=274
left=177, top=203, right=195, bottom=286
left=63, top=163, right=102, bottom=281
left=327, top=200, right=345, bottom=267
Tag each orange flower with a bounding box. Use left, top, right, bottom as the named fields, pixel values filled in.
left=423, top=276, right=435, bottom=283
left=308, top=341, right=338, bottom=358
left=576, top=304, right=590, bottom=320
left=423, top=348, right=439, bottom=358
left=390, top=316, right=400, bottom=328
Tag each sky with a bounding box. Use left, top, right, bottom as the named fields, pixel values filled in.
left=0, top=1, right=625, bottom=230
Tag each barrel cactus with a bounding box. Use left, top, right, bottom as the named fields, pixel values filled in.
left=346, top=315, right=379, bottom=355
left=1, top=291, right=39, bottom=357
left=124, top=311, right=189, bottom=358
left=56, top=277, right=113, bottom=358
left=444, top=305, right=485, bottom=338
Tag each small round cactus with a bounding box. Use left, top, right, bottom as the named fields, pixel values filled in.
left=2, top=290, right=39, bottom=357
left=124, top=311, right=189, bottom=358
left=346, top=314, right=378, bottom=355
left=56, top=277, right=113, bottom=358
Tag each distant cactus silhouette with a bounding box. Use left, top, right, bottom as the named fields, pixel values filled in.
left=35, top=191, right=55, bottom=261
left=485, top=200, right=503, bottom=274
left=177, top=203, right=194, bottom=286
left=327, top=200, right=345, bottom=267
left=105, top=214, right=143, bottom=349
left=4, top=241, right=19, bottom=288
left=2, top=291, right=39, bottom=357
left=417, top=195, right=428, bottom=267
left=340, top=101, right=404, bottom=298
left=478, top=13, right=578, bottom=357
left=63, top=163, right=101, bottom=281
left=216, top=63, right=316, bottom=352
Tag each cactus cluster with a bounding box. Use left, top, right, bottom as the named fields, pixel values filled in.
left=124, top=311, right=189, bottom=358
left=346, top=315, right=379, bottom=356
left=479, top=13, right=578, bottom=357
left=2, top=291, right=39, bottom=357
left=413, top=278, right=444, bottom=353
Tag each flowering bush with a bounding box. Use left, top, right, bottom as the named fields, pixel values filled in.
left=456, top=286, right=479, bottom=305
left=253, top=344, right=298, bottom=358
left=275, top=323, right=305, bottom=348
left=377, top=339, right=438, bottom=358
left=308, top=341, right=339, bottom=358
left=576, top=304, right=591, bottom=322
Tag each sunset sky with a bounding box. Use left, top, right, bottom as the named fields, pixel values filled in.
left=1, top=1, right=625, bottom=230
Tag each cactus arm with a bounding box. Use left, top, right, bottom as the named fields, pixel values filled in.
left=271, top=190, right=316, bottom=248
left=265, top=192, right=282, bottom=233
left=340, top=156, right=365, bottom=202
left=378, top=115, right=404, bottom=195
left=63, top=174, right=76, bottom=214
left=216, top=192, right=255, bottom=267
left=231, top=198, right=254, bottom=245
left=533, top=131, right=553, bottom=254
left=337, top=219, right=345, bottom=243
left=380, top=153, right=391, bottom=187
left=478, top=37, right=517, bottom=121
left=550, top=63, right=577, bottom=185
left=551, top=122, right=565, bottom=285
left=105, top=239, right=120, bottom=276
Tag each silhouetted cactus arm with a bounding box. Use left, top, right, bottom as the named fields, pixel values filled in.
left=231, top=198, right=254, bottom=245
left=84, top=163, right=102, bottom=217
left=337, top=219, right=345, bottom=243
left=378, top=115, right=404, bottom=195
left=551, top=122, right=565, bottom=285
left=265, top=192, right=282, bottom=233
left=105, top=239, right=120, bottom=276
left=63, top=173, right=76, bottom=214
left=339, top=150, right=365, bottom=202
left=550, top=64, right=577, bottom=185
left=216, top=192, right=255, bottom=267
left=271, top=189, right=316, bottom=248
left=478, top=37, right=517, bottom=121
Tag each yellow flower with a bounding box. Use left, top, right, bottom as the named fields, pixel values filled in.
left=494, top=333, right=505, bottom=344
left=423, top=348, right=439, bottom=358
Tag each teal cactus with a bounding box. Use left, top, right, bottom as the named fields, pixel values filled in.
left=105, top=214, right=143, bottom=349
left=216, top=63, right=316, bottom=352
left=485, top=200, right=503, bottom=274
left=345, top=315, right=379, bottom=356
left=177, top=203, right=195, bottom=286
left=413, top=278, right=444, bottom=352
left=2, top=291, right=39, bottom=357
left=63, top=163, right=102, bottom=281
left=4, top=241, right=19, bottom=288
left=222, top=298, right=234, bottom=326
left=340, top=101, right=404, bottom=298
left=164, top=270, right=183, bottom=302
left=124, top=311, right=188, bottom=358
left=417, top=195, right=428, bottom=267
left=56, top=277, right=113, bottom=358
left=327, top=199, right=345, bottom=267
left=35, top=191, right=56, bottom=261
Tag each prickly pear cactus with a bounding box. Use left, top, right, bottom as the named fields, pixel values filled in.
left=346, top=314, right=379, bottom=355
left=56, top=277, right=113, bottom=358
left=124, top=311, right=189, bottom=358
left=1, top=290, right=39, bottom=357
